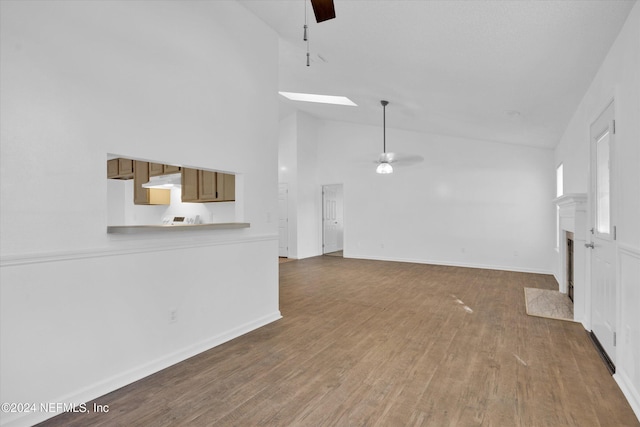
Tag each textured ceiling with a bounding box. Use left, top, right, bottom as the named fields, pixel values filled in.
left=239, top=0, right=636, bottom=148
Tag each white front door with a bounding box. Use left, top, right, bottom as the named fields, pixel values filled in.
left=589, top=101, right=617, bottom=363
left=322, top=184, right=343, bottom=254
left=278, top=183, right=289, bottom=257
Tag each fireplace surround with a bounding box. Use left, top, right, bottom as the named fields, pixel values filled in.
left=554, top=193, right=588, bottom=323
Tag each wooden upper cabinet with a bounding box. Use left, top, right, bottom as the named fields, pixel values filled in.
left=107, top=158, right=134, bottom=179
left=133, top=161, right=150, bottom=205
left=196, top=171, right=235, bottom=202
left=164, top=164, right=181, bottom=174
left=119, top=159, right=134, bottom=176
left=107, top=159, right=118, bottom=177
left=181, top=168, right=235, bottom=203
left=198, top=170, right=219, bottom=202
left=181, top=168, right=199, bottom=202
left=150, top=163, right=181, bottom=177
left=149, top=162, right=165, bottom=177
left=219, top=173, right=235, bottom=201
left=134, top=160, right=169, bottom=205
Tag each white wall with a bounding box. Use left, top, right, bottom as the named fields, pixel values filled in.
left=554, top=2, right=640, bottom=419
left=279, top=112, right=555, bottom=272
left=0, top=1, right=280, bottom=426
left=278, top=111, right=322, bottom=259
left=296, top=113, right=322, bottom=258
left=278, top=113, right=298, bottom=257
left=316, top=120, right=555, bottom=273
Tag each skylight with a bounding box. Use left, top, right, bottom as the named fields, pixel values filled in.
left=278, top=91, right=357, bottom=106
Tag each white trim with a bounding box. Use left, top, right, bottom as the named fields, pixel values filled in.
left=619, top=242, right=640, bottom=259
left=616, top=242, right=640, bottom=423
left=615, top=370, right=640, bottom=423
left=554, top=193, right=589, bottom=221
left=0, top=234, right=278, bottom=267
left=348, top=254, right=553, bottom=275
left=1, top=311, right=283, bottom=427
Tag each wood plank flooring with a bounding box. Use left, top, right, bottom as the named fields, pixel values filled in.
left=38, top=257, right=639, bottom=426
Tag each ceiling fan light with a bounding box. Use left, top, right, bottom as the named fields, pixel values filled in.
left=376, top=162, right=393, bottom=174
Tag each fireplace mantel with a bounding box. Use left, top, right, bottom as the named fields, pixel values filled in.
left=554, top=193, right=587, bottom=206
left=555, top=193, right=587, bottom=215
left=554, top=193, right=588, bottom=237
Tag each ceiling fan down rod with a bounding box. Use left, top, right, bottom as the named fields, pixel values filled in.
left=381, top=100, right=388, bottom=154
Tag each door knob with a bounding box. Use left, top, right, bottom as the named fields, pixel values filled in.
left=585, top=242, right=595, bottom=249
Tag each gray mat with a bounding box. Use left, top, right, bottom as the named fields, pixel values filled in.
left=524, top=288, right=575, bottom=322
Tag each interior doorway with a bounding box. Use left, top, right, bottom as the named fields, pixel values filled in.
left=588, top=100, right=617, bottom=372
left=322, top=184, right=344, bottom=256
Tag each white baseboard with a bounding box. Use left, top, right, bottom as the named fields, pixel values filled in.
left=0, top=311, right=282, bottom=427
left=350, top=254, right=553, bottom=275
left=614, top=370, right=640, bottom=423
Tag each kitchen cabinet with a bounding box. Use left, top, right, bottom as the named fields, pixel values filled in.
left=198, top=170, right=218, bottom=201
left=181, top=168, right=235, bottom=203
left=107, top=158, right=134, bottom=179
left=149, top=162, right=165, bottom=177
left=134, top=160, right=170, bottom=205
left=149, top=163, right=181, bottom=177
left=218, top=173, right=235, bottom=201
left=181, top=168, right=199, bottom=202
left=108, top=158, right=230, bottom=205
left=164, top=164, right=181, bottom=174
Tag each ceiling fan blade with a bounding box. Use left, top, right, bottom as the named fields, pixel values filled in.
left=375, top=153, right=424, bottom=166
left=393, top=153, right=425, bottom=166
left=310, top=0, right=336, bottom=23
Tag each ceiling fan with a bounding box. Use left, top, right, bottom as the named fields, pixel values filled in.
left=310, top=0, right=336, bottom=23
left=302, top=0, right=335, bottom=65
left=375, top=100, right=424, bottom=174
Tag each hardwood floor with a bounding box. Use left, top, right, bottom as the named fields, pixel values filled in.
left=39, top=257, right=639, bottom=426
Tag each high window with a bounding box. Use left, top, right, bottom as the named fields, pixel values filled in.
left=556, top=163, right=564, bottom=197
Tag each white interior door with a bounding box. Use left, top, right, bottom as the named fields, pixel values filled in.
left=322, top=184, right=343, bottom=254
left=589, top=101, right=617, bottom=363
left=278, top=183, right=289, bottom=257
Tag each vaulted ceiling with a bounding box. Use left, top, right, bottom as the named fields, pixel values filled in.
left=239, top=0, right=636, bottom=148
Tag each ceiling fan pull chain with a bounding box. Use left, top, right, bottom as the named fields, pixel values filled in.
left=303, top=0, right=308, bottom=41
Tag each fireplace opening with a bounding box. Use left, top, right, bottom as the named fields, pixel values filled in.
left=566, top=231, right=574, bottom=302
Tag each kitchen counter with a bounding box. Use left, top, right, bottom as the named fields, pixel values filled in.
left=107, top=223, right=250, bottom=234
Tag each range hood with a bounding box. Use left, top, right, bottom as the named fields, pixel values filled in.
left=142, top=173, right=181, bottom=189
